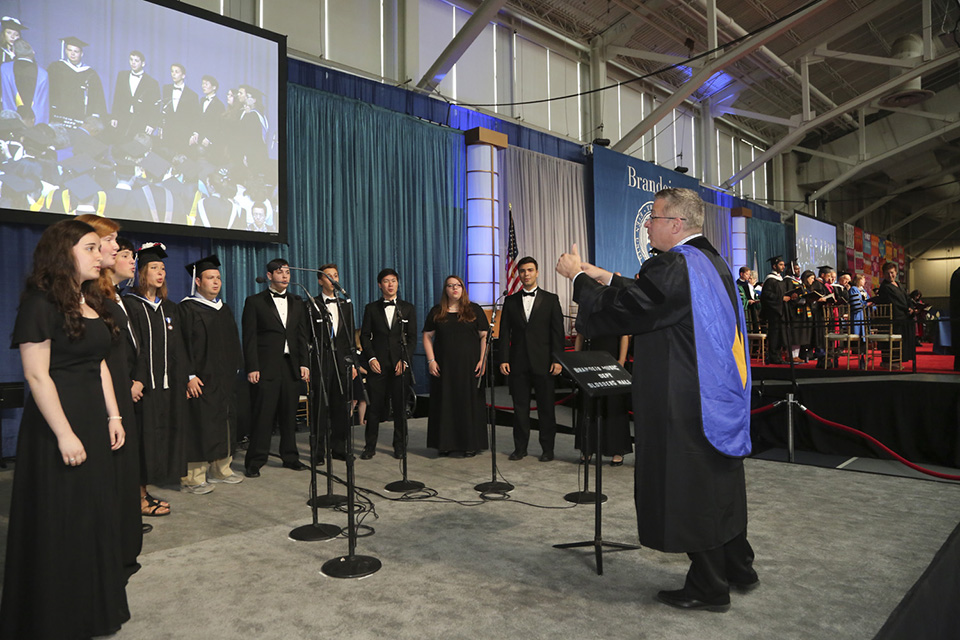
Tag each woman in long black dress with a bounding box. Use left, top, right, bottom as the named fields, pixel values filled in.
left=573, top=332, right=633, bottom=465
left=123, top=243, right=186, bottom=514
left=422, top=275, right=489, bottom=456
left=76, top=214, right=145, bottom=574
left=1, top=219, right=129, bottom=639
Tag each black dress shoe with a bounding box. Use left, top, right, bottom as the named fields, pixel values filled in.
left=538, top=452, right=554, bottom=462
left=244, top=467, right=261, bottom=478
left=283, top=461, right=308, bottom=471
left=508, top=451, right=526, bottom=461
left=331, top=451, right=347, bottom=461
left=142, top=523, right=153, bottom=534
left=393, top=448, right=403, bottom=459
left=729, top=578, right=760, bottom=593
left=656, top=589, right=729, bottom=613
left=360, top=448, right=375, bottom=460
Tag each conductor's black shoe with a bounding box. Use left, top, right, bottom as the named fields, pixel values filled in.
left=508, top=451, right=526, bottom=461
left=729, top=578, right=760, bottom=593
left=331, top=451, right=347, bottom=461
left=244, top=467, right=261, bottom=478
left=393, top=448, right=403, bottom=459
left=360, top=447, right=375, bottom=460
left=656, top=589, right=729, bottom=613
left=283, top=461, right=308, bottom=471
left=538, top=452, right=554, bottom=462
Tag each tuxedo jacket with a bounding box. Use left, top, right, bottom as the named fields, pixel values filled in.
left=360, top=298, right=417, bottom=369
left=197, top=95, right=225, bottom=143
left=242, top=289, right=309, bottom=379
left=309, top=297, right=356, bottom=376
left=160, top=84, right=199, bottom=151
left=111, top=70, right=160, bottom=135
left=499, top=288, right=564, bottom=374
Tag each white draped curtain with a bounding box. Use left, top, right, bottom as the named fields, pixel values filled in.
left=703, top=201, right=733, bottom=268
left=500, top=146, right=589, bottom=334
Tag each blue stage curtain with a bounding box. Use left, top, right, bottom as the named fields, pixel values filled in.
left=747, top=216, right=789, bottom=273
left=213, top=84, right=466, bottom=390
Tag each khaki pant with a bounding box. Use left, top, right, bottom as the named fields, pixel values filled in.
left=181, top=456, right=234, bottom=486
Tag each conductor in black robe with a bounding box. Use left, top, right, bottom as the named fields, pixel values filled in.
left=180, top=256, right=245, bottom=493
left=242, top=258, right=310, bottom=477
left=498, top=257, right=564, bottom=461
left=359, top=268, right=417, bottom=460
left=557, top=187, right=757, bottom=612
left=309, top=264, right=356, bottom=460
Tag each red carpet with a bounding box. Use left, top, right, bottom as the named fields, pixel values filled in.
left=752, top=342, right=957, bottom=374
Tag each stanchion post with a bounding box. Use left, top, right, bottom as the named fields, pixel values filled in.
left=787, top=392, right=795, bottom=463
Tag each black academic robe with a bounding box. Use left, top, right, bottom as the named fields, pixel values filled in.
left=573, top=236, right=748, bottom=554
left=47, top=60, right=107, bottom=123
left=180, top=296, right=242, bottom=462
left=122, top=294, right=188, bottom=485
left=878, top=279, right=916, bottom=361
left=759, top=273, right=787, bottom=359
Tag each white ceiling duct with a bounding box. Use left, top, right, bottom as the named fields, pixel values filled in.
left=879, top=34, right=935, bottom=108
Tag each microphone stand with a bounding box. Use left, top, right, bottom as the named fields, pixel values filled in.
left=476, top=292, right=513, bottom=496
left=322, top=278, right=381, bottom=579
left=288, top=283, right=341, bottom=542
left=384, top=301, right=425, bottom=493
left=306, top=281, right=348, bottom=509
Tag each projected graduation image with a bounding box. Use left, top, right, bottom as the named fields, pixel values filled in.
left=0, top=0, right=283, bottom=239
left=795, top=212, right=838, bottom=274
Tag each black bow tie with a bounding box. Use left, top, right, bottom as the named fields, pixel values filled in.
left=131, top=71, right=143, bottom=77
left=383, top=300, right=396, bottom=307
left=324, top=298, right=337, bottom=305
left=173, top=86, right=183, bottom=92
left=521, top=290, right=537, bottom=297
left=270, top=290, right=286, bottom=299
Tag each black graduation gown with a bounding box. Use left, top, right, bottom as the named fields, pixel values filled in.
left=573, top=237, right=748, bottom=554
left=122, top=294, right=187, bottom=485
left=179, top=296, right=242, bottom=462
left=47, top=61, right=107, bottom=122
left=103, top=297, right=143, bottom=578
left=878, top=280, right=917, bottom=362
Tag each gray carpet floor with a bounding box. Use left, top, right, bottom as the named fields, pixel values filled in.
left=2, top=418, right=958, bottom=640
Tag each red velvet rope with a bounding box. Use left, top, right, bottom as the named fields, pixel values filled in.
left=802, top=408, right=960, bottom=481
left=750, top=403, right=779, bottom=416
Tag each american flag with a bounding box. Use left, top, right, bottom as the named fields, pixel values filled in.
left=505, top=207, right=522, bottom=295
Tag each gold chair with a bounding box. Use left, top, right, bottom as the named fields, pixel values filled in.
left=865, top=304, right=902, bottom=371
left=823, top=305, right=859, bottom=370
left=747, top=321, right=767, bottom=363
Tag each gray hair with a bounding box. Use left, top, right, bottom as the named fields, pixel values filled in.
left=13, top=39, right=34, bottom=61
left=654, top=187, right=704, bottom=230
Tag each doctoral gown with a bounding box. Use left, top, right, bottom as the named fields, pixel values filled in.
left=179, top=295, right=242, bottom=462
left=574, top=236, right=751, bottom=554
left=47, top=60, right=106, bottom=123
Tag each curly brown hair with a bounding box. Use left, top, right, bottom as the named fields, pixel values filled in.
left=24, top=219, right=117, bottom=341
left=75, top=214, right=121, bottom=300
left=433, top=275, right=476, bottom=323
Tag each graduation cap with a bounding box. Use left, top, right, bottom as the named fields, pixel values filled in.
left=184, top=254, right=221, bottom=295
left=60, top=36, right=89, bottom=49
left=1, top=172, right=41, bottom=195
left=767, top=255, right=784, bottom=267
left=140, top=151, right=171, bottom=180
left=176, top=157, right=202, bottom=181
left=137, top=242, right=167, bottom=267
left=61, top=153, right=100, bottom=176
left=1, top=17, right=27, bottom=33
left=64, top=173, right=102, bottom=203
left=20, top=125, right=58, bottom=152
left=117, top=139, right=149, bottom=161
left=70, top=131, right=109, bottom=159
left=0, top=116, right=25, bottom=137
left=817, top=265, right=834, bottom=276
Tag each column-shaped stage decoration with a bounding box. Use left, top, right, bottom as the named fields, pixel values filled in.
left=731, top=206, right=751, bottom=271
left=465, top=127, right=508, bottom=306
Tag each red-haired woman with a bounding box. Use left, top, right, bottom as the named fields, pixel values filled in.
left=422, top=275, right=490, bottom=456
left=76, top=214, right=145, bottom=575
left=1, top=219, right=129, bottom=638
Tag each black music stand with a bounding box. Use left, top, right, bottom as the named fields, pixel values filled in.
left=552, top=351, right=639, bottom=575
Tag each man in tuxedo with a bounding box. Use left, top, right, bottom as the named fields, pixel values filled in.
left=359, top=268, right=416, bottom=460
left=309, top=264, right=356, bottom=461
left=110, top=50, right=160, bottom=143
left=498, top=257, right=564, bottom=462
left=736, top=266, right=760, bottom=332
left=190, top=74, right=224, bottom=158
left=159, top=63, right=199, bottom=156
left=242, top=258, right=310, bottom=477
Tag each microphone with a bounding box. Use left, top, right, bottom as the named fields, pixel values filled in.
left=317, top=270, right=351, bottom=301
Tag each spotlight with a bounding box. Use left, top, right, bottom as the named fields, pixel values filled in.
left=592, top=138, right=610, bottom=147
left=674, top=166, right=689, bottom=174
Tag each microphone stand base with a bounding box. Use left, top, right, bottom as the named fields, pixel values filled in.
left=307, top=493, right=349, bottom=508
left=474, top=480, right=514, bottom=493
left=321, top=554, right=382, bottom=579
left=384, top=479, right=425, bottom=493
left=288, top=522, right=341, bottom=541
left=564, top=490, right=607, bottom=504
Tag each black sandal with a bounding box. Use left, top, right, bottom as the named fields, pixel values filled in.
left=141, top=499, right=170, bottom=517
left=144, top=492, right=170, bottom=509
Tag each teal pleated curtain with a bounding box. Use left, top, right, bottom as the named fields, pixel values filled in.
left=746, top=216, right=789, bottom=274
left=214, top=84, right=466, bottom=388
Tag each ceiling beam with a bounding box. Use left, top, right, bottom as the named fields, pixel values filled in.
left=611, top=0, right=842, bottom=153
left=779, top=0, right=902, bottom=63
left=721, top=48, right=960, bottom=190
left=910, top=219, right=960, bottom=258
left=845, top=161, right=960, bottom=225
left=882, top=193, right=960, bottom=236
left=416, top=0, right=508, bottom=92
